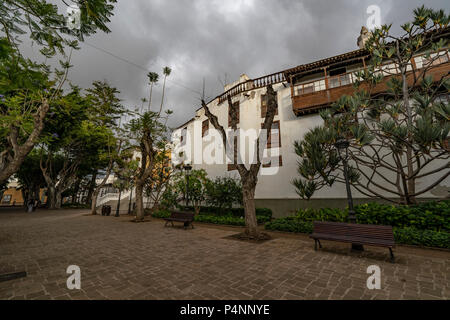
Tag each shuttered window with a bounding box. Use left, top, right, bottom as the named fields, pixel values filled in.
left=202, top=120, right=209, bottom=137
left=261, top=94, right=278, bottom=118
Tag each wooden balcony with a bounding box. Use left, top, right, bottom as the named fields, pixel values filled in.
left=291, top=54, right=450, bottom=116
left=217, top=71, right=286, bottom=104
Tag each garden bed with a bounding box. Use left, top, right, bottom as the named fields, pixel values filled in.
left=264, top=201, right=450, bottom=249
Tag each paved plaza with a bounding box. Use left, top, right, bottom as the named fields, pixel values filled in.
left=0, top=207, right=449, bottom=300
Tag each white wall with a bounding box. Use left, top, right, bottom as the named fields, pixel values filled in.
left=172, top=81, right=449, bottom=201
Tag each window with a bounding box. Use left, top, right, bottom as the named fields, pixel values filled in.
left=444, top=137, right=450, bottom=151
left=436, top=94, right=450, bottom=104
left=202, top=120, right=209, bottom=137
left=261, top=121, right=282, bottom=168
left=314, top=80, right=326, bottom=91
left=180, top=127, right=187, bottom=144
left=263, top=155, right=283, bottom=168
left=228, top=101, right=240, bottom=127
left=2, top=194, right=12, bottom=204
left=415, top=51, right=449, bottom=69
left=260, top=93, right=278, bottom=118
left=227, top=136, right=238, bottom=171
left=328, top=77, right=340, bottom=89
left=262, top=121, right=281, bottom=149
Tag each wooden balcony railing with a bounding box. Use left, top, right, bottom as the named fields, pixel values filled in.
left=217, top=71, right=286, bottom=104
left=291, top=50, right=450, bottom=115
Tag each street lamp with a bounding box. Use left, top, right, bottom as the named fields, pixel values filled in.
left=334, top=138, right=364, bottom=251
left=183, top=164, right=192, bottom=208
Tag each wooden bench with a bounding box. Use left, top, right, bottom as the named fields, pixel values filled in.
left=310, top=221, right=396, bottom=262
left=164, top=211, right=195, bottom=229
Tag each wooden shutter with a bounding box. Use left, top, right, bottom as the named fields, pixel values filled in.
left=228, top=101, right=240, bottom=127
left=202, top=120, right=209, bottom=137
left=261, top=94, right=278, bottom=118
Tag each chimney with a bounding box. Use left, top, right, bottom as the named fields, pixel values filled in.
left=357, top=26, right=372, bottom=49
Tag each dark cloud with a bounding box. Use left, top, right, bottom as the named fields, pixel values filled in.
left=20, top=0, right=450, bottom=128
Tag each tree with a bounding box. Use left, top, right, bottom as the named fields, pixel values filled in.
left=85, top=80, right=125, bottom=213
left=16, top=150, right=46, bottom=205
left=172, top=168, right=208, bottom=215
left=0, top=0, right=116, bottom=184
left=201, top=85, right=278, bottom=238
left=145, top=144, right=175, bottom=213
left=40, top=88, right=115, bottom=209
left=293, top=7, right=449, bottom=205
left=159, top=66, right=171, bottom=114
left=205, top=176, right=243, bottom=213
left=127, top=111, right=171, bottom=221
left=147, top=72, right=159, bottom=112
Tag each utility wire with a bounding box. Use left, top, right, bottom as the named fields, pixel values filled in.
left=83, top=41, right=203, bottom=96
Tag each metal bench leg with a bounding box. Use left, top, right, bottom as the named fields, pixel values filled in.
left=191, top=223, right=194, bottom=229
left=318, top=239, right=322, bottom=249
left=314, top=239, right=318, bottom=251
left=389, top=248, right=395, bottom=263
left=164, top=221, right=169, bottom=227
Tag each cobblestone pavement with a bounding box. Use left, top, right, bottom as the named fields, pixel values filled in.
left=0, top=207, right=449, bottom=300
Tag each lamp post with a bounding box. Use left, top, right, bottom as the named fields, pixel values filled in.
left=183, top=164, right=192, bottom=208
left=334, top=138, right=364, bottom=251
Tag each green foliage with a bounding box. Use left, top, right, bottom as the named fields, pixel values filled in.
left=0, top=0, right=117, bottom=57
left=264, top=200, right=450, bottom=248
left=177, top=206, right=273, bottom=220
left=15, top=149, right=46, bottom=201
left=393, top=227, right=450, bottom=248
left=204, top=176, right=243, bottom=211
left=292, top=7, right=450, bottom=204
left=151, top=209, right=270, bottom=226
left=356, top=201, right=450, bottom=232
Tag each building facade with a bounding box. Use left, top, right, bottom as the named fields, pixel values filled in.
left=172, top=29, right=450, bottom=218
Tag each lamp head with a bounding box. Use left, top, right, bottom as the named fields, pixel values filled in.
left=334, top=138, right=349, bottom=151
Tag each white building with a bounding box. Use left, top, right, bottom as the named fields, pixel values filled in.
left=171, top=30, right=450, bottom=218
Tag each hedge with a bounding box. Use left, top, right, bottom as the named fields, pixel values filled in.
left=284, top=201, right=449, bottom=232
left=151, top=209, right=270, bottom=226
left=264, top=200, right=450, bottom=249
left=175, top=206, right=273, bottom=219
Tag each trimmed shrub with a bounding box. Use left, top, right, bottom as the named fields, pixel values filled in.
left=393, top=227, right=450, bottom=249
left=355, top=201, right=449, bottom=232
left=264, top=200, right=450, bottom=249
left=151, top=209, right=270, bottom=226
left=176, top=206, right=273, bottom=220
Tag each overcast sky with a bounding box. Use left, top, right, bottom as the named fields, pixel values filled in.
left=21, top=0, right=450, bottom=128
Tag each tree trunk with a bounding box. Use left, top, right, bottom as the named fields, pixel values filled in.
left=135, top=181, right=145, bottom=221
left=55, top=190, right=62, bottom=209
left=47, top=185, right=57, bottom=209
left=90, top=188, right=100, bottom=215
left=242, top=178, right=258, bottom=237
left=85, top=170, right=97, bottom=206
left=0, top=101, right=49, bottom=184
left=399, top=44, right=416, bottom=205
left=71, top=178, right=81, bottom=204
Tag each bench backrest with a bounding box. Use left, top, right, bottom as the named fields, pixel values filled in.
left=170, top=211, right=195, bottom=221
left=313, top=221, right=394, bottom=242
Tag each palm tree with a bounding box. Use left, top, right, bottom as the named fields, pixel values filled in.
left=147, top=72, right=159, bottom=112
left=159, top=66, right=171, bottom=115
left=140, top=98, right=147, bottom=113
